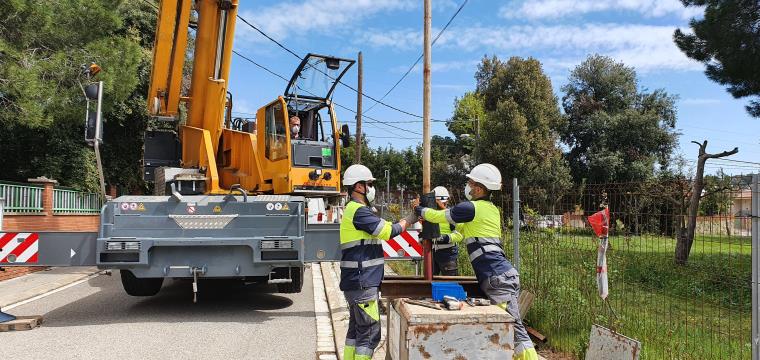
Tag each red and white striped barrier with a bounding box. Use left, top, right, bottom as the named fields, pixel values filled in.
left=0, top=232, right=39, bottom=264
left=383, top=230, right=423, bottom=259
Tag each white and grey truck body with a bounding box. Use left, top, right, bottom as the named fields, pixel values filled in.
left=1, top=194, right=340, bottom=297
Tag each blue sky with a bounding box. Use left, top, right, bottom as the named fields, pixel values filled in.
left=227, top=0, right=760, bottom=175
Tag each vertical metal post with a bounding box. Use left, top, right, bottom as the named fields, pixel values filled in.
left=384, top=169, right=390, bottom=218
left=752, top=173, right=759, bottom=360
left=355, top=51, right=363, bottom=164
left=512, top=178, right=520, bottom=272
left=422, top=0, right=433, bottom=281
left=94, top=81, right=107, bottom=200
left=0, top=197, right=13, bottom=323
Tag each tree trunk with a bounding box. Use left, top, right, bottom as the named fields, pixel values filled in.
left=725, top=212, right=732, bottom=237
left=674, top=140, right=738, bottom=265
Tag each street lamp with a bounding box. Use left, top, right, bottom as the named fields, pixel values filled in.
left=458, top=117, right=480, bottom=160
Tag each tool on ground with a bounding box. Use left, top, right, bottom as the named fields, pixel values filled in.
left=466, top=297, right=491, bottom=307
left=404, top=299, right=442, bottom=310
left=442, top=295, right=463, bottom=310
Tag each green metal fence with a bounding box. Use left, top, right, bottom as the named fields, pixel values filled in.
left=0, top=182, right=44, bottom=213
left=53, top=188, right=103, bottom=214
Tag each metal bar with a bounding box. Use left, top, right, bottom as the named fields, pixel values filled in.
left=381, top=276, right=484, bottom=299
left=513, top=178, right=520, bottom=272
left=752, top=173, right=759, bottom=360
left=355, top=51, right=362, bottom=163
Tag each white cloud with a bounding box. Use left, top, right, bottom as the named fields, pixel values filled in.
left=236, top=0, right=415, bottom=46
left=392, top=59, right=480, bottom=74
left=360, top=24, right=703, bottom=73
left=499, top=0, right=704, bottom=20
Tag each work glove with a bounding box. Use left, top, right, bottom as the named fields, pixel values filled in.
left=404, top=212, right=420, bottom=226
left=414, top=206, right=424, bottom=217
left=434, top=234, right=450, bottom=244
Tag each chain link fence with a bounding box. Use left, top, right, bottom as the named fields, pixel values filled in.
left=508, top=177, right=754, bottom=359
left=386, top=175, right=756, bottom=359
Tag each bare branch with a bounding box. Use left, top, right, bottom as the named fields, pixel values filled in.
left=705, top=147, right=739, bottom=159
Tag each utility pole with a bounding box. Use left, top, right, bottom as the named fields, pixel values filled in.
left=422, top=1, right=431, bottom=194
left=422, top=0, right=433, bottom=280
left=355, top=51, right=363, bottom=163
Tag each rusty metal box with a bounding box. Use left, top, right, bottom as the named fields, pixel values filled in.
left=387, top=299, right=515, bottom=360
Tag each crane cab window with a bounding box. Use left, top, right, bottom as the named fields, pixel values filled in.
left=265, top=102, right=288, bottom=161
left=288, top=104, right=333, bottom=142
left=287, top=100, right=336, bottom=169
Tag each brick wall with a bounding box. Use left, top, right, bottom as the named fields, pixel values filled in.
left=1, top=178, right=99, bottom=281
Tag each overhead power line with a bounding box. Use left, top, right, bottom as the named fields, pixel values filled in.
left=231, top=51, right=422, bottom=136
left=142, top=4, right=425, bottom=137
left=363, top=0, right=469, bottom=115
left=235, top=14, right=447, bottom=122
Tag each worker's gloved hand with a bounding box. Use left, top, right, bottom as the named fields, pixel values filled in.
left=403, top=212, right=419, bottom=226
left=434, top=234, right=450, bottom=244
left=414, top=206, right=424, bottom=217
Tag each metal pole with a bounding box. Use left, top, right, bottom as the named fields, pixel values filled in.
left=752, top=173, right=759, bottom=360
left=475, top=117, right=480, bottom=161
left=0, top=197, right=14, bottom=323
left=355, top=51, right=363, bottom=164
left=512, top=178, right=520, bottom=272
left=94, top=81, right=107, bottom=200
left=385, top=169, right=390, bottom=218
left=422, top=0, right=433, bottom=281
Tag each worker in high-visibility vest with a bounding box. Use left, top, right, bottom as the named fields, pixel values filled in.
left=431, top=186, right=462, bottom=276
left=415, top=164, right=538, bottom=360
left=340, top=164, right=411, bottom=360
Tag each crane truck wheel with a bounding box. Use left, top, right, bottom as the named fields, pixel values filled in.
left=120, top=270, right=164, bottom=296
left=276, top=267, right=304, bottom=294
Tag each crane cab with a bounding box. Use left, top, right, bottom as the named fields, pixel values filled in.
left=249, top=54, right=354, bottom=196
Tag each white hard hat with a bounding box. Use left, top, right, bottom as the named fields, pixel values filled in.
left=466, top=163, right=502, bottom=190
left=433, top=186, right=450, bottom=199
left=343, top=164, right=375, bottom=186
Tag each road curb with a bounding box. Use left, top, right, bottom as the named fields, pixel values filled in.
left=321, top=262, right=349, bottom=360
left=3, top=268, right=103, bottom=310
left=312, top=263, right=338, bottom=359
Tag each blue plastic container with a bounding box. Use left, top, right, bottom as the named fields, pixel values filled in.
left=431, top=282, right=467, bottom=301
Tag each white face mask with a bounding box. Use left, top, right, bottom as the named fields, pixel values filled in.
left=291, top=125, right=300, bottom=135
left=366, top=185, right=376, bottom=203
left=464, top=183, right=473, bottom=201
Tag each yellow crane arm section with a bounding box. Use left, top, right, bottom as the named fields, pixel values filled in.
left=147, top=0, right=240, bottom=194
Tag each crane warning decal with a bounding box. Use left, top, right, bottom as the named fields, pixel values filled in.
left=0, top=232, right=39, bottom=264
left=383, top=230, right=423, bottom=259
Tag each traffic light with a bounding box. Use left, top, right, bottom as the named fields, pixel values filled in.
left=84, top=81, right=103, bottom=146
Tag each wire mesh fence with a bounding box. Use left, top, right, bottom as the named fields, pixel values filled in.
left=385, top=175, right=756, bottom=359
left=505, top=177, right=754, bottom=359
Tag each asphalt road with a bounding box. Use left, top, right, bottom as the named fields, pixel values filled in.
left=1, top=268, right=317, bottom=360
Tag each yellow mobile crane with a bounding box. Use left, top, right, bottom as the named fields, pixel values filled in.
left=0, top=0, right=352, bottom=300
left=146, top=0, right=353, bottom=196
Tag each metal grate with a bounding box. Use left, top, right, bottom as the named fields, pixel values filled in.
left=168, top=214, right=237, bottom=229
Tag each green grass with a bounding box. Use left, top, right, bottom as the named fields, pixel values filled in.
left=388, top=230, right=752, bottom=359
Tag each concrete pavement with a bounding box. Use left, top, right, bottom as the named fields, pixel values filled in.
left=0, top=267, right=101, bottom=308
left=0, top=268, right=317, bottom=360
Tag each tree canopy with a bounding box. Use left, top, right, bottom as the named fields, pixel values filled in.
left=674, top=0, right=760, bottom=117
left=0, top=0, right=156, bottom=191
left=448, top=56, right=571, bottom=191
left=561, top=55, right=680, bottom=183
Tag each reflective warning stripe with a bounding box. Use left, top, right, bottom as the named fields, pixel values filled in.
left=0, top=232, right=39, bottom=264
left=383, top=230, right=423, bottom=258
left=468, top=244, right=505, bottom=262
